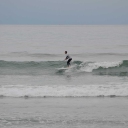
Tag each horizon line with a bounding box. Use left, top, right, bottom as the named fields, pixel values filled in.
left=0, top=24, right=128, bottom=26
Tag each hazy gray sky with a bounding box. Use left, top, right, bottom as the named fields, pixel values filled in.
left=0, top=0, right=128, bottom=25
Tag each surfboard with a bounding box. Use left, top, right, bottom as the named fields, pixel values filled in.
left=56, top=66, right=73, bottom=71
left=56, top=67, right=69, bottom=70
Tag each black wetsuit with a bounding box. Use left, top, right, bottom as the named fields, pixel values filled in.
left=65, top=54, right=72, bottom=66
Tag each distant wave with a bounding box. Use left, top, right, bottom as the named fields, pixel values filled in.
left=1, top=52, right=61, bottom=57
left=1, top=52, right=128, bottom=57
left=0, top=60, right=128, bottom=76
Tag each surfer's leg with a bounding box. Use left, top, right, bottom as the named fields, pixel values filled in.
left=67, top=60, right=70, bottom=67
left=67, top=58, right=72, bottom=67
left=69, top=58, right=72, bottom=66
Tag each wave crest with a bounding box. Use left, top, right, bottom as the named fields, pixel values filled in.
left=93, top=60, right=128, bottom=76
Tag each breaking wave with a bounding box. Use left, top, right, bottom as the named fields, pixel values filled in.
left=0, top=60, right=128, bottom=76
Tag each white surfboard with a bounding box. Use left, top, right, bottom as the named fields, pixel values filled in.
left=56, top=65, right=73, bottom=71
left=56, top=67, right=69, bottom=70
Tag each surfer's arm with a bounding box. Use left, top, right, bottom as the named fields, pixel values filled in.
left=65, top=55, right=69, bottom=60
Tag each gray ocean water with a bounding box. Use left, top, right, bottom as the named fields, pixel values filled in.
left=0, top=25, right=128, bottom=128
left=0, top=25, right=128, bottom=97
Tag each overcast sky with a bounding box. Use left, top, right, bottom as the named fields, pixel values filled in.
left=0, top=0, right=128, bottom=25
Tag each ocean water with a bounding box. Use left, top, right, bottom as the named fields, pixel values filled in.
left=0, top=25, right=128, bottom=98
left=0, top=25, right=128, bottom=127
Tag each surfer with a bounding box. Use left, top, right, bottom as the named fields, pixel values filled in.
left=65, top=51, right=72, bottom=67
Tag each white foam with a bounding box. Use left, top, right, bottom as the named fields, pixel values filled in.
left=0, top=83, right=128, bottom=97
left=80, top=61, right=122, bottom=72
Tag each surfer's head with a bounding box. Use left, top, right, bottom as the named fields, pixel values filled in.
left=65, top=51, right=67, bottom=54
